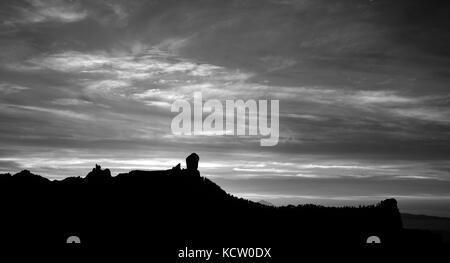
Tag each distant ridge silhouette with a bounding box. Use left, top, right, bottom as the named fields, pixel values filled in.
left=0, top=153, right=444, bottom=256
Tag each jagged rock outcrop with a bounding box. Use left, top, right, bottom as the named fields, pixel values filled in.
left=85, top=164, right=111, bottom=183
left=186, top=152, right=199, bottom=171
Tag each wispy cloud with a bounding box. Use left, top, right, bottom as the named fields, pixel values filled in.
left=51, top=98, right=93, bottom=106
left=1, top=104, right=92, bottom=121
left=0, top=83, right=28, bottom=94
left=14, top=0, right=88, bottom=24
left=392, top=108, right=450, bottom=124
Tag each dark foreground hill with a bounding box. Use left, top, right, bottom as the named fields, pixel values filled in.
left=0, top=154, right=445, bottom=258
left=402, top=213, right=450, bottom=244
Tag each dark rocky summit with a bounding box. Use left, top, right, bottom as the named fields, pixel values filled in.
left=186, top=152, right=199, bottom=171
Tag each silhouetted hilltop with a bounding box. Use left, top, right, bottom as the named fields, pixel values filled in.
left=0, top=153, right=444, bottom=255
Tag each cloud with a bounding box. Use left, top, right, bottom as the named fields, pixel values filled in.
left=351, top=90, right=418, bottom=104
left=132, top=89, right=185, bottom=101
left=14, top=0, right=88, bottom=24
left=237, top=193, right=450, bottom=202
left=1, top=104, right=92, bottom=121
left=29, top=51, right=111, bottom=72
left=0, top=83, right=29, bottom=94
left=83, top=79, right=130, bottom=99
left=51, top=98, right=93, bottom=106
left=392, top=108, right=450, bottom=124
left=142, top=100, right=172, bottom=109
left=233, top=167, right=297, bottom=174
left=156, top=37, right=192, bottom=53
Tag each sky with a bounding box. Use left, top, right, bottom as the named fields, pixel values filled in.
left=0, top=0, right=450, bottom=216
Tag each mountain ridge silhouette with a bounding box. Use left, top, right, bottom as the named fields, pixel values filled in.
left=0, top=153, right=444, bottom=256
